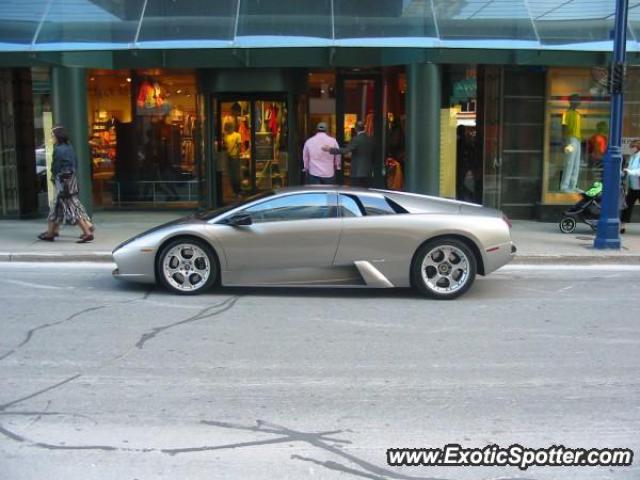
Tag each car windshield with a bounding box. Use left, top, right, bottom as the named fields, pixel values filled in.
left=195, top=190, right=276, bottom=221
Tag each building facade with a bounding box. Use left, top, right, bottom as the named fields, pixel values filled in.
left=2, top=1, right=640, bottom=219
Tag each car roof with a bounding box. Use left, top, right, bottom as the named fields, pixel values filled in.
left=273, top=185, right=382, bottom=195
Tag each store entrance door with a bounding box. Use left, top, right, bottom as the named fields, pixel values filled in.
left=336, top=73, right=383, bottom=186
left=480, top=66, right=544, bottom=219
left=215, top=95, right=288, bottom=205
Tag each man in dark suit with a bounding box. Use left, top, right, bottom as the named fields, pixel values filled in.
left=324, top=120, right=374, bottom=188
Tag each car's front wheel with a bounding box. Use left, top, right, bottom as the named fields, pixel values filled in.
left=157, top=238, right=218, bottom=295
left=412, top=238, right=477, bottom=300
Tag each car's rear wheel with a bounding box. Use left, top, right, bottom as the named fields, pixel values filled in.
left=157, top=238, right=218, bottom=295
left=412, top=238, right=477, bottom=300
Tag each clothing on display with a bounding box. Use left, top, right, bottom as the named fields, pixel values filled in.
left=364, top=111, right=374, bottom=136
left=561, top=137, right=581, bottom=192
left=560, top=107, right=582, bottom=192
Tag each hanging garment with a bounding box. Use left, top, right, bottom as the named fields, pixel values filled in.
left=268, top=103, right=279, bottom=136
left=364, top=112, right=374, bottom=136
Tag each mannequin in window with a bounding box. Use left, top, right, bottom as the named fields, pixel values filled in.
left=560, top=93, right=582, bottom=192
left=588, top=121, right=608, bottom=170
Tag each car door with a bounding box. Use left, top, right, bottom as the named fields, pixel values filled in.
left=215, top=192, right=342, bottom=285
left=334, top=193, right=414, bottom=285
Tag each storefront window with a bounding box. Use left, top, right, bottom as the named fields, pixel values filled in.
left=87, top=69, right=200, bottom=208
left=543, top=68, right=640, bottom=205
left=544, top=68, right=611, bottom=204
left=215, top=97, right=288, bottom=205
left=440, top=65, right=479, bottom=201
left=31, top=67, right=53, bottom=209
left=0, top=69, right=19, bottom=216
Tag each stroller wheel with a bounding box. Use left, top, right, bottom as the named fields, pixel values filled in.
left=559, top=216, right=577, bottom=234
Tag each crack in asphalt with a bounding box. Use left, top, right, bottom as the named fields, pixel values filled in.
left=163, top=420, right=539, bottom=480
left=0, top=289, right=153, bottom=362
left=292, top=454, right=390, bottom=480
left=162, top=420, right=440, bottom=480
left=0, top=410, right=98, bottom=425
left=0, top=374, right=82, bottom=412
left=0, top=416, right=540, bottom=480
left=135, top=296, right=241, bottom=349
left=23, top=400, right=51, bottom=430
left=0, top=295, right=244, bottom=455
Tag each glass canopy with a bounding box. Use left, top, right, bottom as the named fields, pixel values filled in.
left=1, top=0, right=639, bottom=52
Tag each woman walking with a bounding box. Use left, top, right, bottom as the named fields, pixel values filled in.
left=38, top=126, right=95, bottom=243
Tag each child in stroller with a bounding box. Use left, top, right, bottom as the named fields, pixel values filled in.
left=559, top=182, right=602, bottom=233
left=559, top=179, right=626, bottom=233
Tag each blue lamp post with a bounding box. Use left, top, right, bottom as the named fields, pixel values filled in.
left=594, top=0, right=629, bottom=249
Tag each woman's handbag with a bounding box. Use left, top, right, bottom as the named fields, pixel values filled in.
left=57, top=169, right=79, bottom=198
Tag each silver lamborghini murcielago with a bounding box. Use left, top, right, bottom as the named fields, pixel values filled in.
left=112, top=186, right=516, bottom=299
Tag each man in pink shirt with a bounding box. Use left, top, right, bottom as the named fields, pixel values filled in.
left=303, top=122, right=341, bottom=184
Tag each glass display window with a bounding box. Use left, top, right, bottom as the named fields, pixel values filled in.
left=543, top=68, right=610, bottom=204
left=87, top=70, right=132, bottom=206
left=87, top=69, right=200, bottom=208
left=543, top=67, right=640, bottom=205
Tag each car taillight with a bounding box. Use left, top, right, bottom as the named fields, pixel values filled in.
left=502, top=213, right=512, bottom=229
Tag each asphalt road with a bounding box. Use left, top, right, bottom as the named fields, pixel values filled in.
left=0, top=263, right=639, bottom=480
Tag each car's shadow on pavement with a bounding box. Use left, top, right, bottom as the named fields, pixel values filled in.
left=112, top=282, right=509, bottom=302
left=109, top=275, right=507, bottom=302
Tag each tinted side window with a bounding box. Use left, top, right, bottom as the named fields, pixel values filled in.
left=339, top=195, right=363, bottom=217
left=358, top=195, right=397, bottom=215
left=244, top=193, right=332, bottom=223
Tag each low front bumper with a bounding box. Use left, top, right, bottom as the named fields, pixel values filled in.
left=112, top=267, right=155, bottom=284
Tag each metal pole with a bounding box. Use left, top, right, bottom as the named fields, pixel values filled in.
left=594, top=0, right=629, bottom=249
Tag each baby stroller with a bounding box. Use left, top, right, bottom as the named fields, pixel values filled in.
left=559, top=179, right=626, bottom=233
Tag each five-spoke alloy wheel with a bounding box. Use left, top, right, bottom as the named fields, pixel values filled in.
left=412, top=238, right=477, bottom=299
left=157, top=238, right=218, bottom=294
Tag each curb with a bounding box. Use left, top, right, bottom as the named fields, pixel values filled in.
left=0, top=252, right=113, bottom=263
left=512, top=255, right=640, bottom=264
left=1, top=252, right=640, bottom=265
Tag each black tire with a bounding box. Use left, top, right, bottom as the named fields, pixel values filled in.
left=411, top=238, right=477, bottom=300
left=156, top=238, right=218, bottom=295
left=559, top=216, right=576, bottom=234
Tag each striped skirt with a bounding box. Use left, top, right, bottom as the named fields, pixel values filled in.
left=47, top=173, right=91, bottom=225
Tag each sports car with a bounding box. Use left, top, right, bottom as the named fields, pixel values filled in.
left=112, top=186, right=516, bottom=299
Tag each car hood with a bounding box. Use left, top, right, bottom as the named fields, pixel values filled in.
left=113, top=214, right=201, bottom=252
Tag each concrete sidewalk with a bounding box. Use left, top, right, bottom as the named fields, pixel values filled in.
left=1, top=211, right=640, bottom=263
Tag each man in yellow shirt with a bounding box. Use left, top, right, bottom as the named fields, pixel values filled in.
left=223, top=121, right=243, bottom=198
left=560, top=93, right=582, bottom=192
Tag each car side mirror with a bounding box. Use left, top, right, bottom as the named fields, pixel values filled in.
left=227, top=213, right=252, bottom=226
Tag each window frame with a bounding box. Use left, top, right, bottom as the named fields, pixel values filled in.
left=217, top=191, right=339, bottom=225
left=351, top=192, right=406, bottom=216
